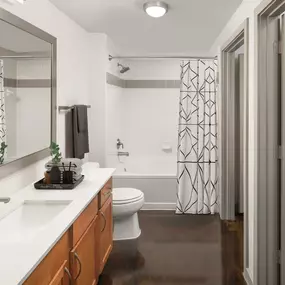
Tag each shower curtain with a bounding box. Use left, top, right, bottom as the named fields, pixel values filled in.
left=176, top=59, right=218, bottom=214
left=0, top=59, right=6, bottom=144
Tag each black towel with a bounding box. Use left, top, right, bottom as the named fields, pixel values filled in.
left=65, top=105, right=89, bottom=159
left=77, top=105, right=88, bottom=133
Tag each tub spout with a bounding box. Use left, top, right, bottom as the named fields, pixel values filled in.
left=118, top=151, right=129, bottom=157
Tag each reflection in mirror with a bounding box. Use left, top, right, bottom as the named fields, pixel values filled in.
left=0, top=19, right=52, bottom=166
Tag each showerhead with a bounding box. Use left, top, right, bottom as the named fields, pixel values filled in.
left=120, top=66, right=130, bottom=73
left=118, top=63, right=130, bottom=74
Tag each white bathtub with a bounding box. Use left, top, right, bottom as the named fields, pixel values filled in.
left=110, top=156, right=177, bottom=210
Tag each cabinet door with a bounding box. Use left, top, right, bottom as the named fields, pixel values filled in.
left=94, top=211, right=101, bottom=282
left=24, top=231, right=70, bottom=285
left=99, top=196, right=113, bottom=273
left=71, top=217, right=97, bottom=285
left=48, top=260, right=71, bottom=285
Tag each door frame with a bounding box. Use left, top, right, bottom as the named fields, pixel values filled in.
left=220, top=20, right=249, bottom=221
left=255, top=1, right=284, bottom=285
left=219, top=18, right=250, bottom=273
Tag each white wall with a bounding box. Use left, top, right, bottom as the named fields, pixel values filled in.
left=87, top=35, right=123, bottom=167
left=106, top=59, right=180, bottom=174
left=107, top=37, right=123, bottom=78
left=106, top=83, right=123, bottom=163
left=211, top=0, right=263, bottom=282
left=0, top=0, right=102, bottom=193
left=121, top=59, right=180, bottom=80
left=87, top=33, right=108, bottom=167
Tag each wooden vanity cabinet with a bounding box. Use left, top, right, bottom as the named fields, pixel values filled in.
left=23, top=178, right=113, bottom=285
left=24, top=232, right=71, bottom=285
left=70, top=216, right=98, bottom=285
left=99, top=178, right=112, bottom=208
left=48, top=260, right=70, bottom=285
left=99, top=196, right=113, bottom=273
left=72, top=196, right=98, bottom=247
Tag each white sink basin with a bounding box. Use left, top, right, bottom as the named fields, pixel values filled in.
left=0, top=200, right=71, bottom=243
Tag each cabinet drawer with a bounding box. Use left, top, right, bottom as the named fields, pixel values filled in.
left=24, top=231, right=71, bottom=285
left=73, top=196, right=98, bottom=246
left=99, top=178, right=112, bottom=208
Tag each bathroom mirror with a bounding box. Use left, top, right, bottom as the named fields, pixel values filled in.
left=0, top=8, right=56, bottom=179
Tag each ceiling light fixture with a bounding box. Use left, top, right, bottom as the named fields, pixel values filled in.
left=143, top=1, right=168, bottom=18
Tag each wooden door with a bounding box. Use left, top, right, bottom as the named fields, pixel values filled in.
left=99, top=196, right=113, bottom=273
left=71, top=217, right=97, bottom=285
left=48, top=260, right=71, bottom=285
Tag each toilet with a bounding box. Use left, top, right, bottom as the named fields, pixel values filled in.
left=112, top=188, right=144, bottom=241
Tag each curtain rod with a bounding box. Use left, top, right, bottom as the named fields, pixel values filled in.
left=109, top=55, right=217, bottom=61
left=0, top=56, right=50, bottom=59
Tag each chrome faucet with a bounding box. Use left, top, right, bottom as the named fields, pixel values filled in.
left=117, top=139, right=124, bottom=150
left=0, top=197, right=10, bottom=204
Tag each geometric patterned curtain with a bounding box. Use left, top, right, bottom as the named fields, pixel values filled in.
left=176, top=60, right=218, bottom=214
left=0, top=59, right=6, bottom=144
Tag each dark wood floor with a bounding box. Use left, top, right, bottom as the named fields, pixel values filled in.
left=99, top=211, right=245, bottom=285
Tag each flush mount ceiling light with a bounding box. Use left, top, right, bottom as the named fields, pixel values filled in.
left=143, top=1, right=169, bottom=18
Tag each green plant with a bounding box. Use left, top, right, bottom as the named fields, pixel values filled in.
left=0, top=142, right=7, bottom=165
left=49, top=142, right=62, bottom=164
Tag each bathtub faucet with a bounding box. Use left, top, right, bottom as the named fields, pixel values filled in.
left=117, top=139, right=124, bottom=150
left=118, top=151, right=129, bottom=157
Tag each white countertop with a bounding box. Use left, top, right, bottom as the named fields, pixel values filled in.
left=0, top=163, right=115, bottom=285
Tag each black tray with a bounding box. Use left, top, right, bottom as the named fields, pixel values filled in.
left=34, top=175, right=84, bottom=190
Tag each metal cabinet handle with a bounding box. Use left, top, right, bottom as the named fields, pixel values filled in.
left=100, top=211, right=106, bottom=232
left=103, top=190, right=112, bottom=196
left=74, top=252, right=82, bottom=280
left=64, top=267, right=72, bottom=285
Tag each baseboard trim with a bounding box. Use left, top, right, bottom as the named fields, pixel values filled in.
left=141, top=202, right=176, bottom=211
left=243, top=268, right=253, bottom=285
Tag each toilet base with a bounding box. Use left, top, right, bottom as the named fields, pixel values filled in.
left=113, top=212, right=141, bottom=241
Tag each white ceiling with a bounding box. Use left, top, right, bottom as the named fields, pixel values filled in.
left=50, top=0, right=242, bottom=56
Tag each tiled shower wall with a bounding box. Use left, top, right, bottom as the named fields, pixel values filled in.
left=106, top=59, right=180, bottom=173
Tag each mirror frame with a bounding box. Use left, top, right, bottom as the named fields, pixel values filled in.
left=0, top=8, right=57, bottom=180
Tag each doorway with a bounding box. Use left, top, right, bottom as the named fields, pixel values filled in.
left=219, top=19, right=249, bottom=280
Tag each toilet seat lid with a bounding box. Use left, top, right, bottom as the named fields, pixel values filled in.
left=113, top=188, right=144, bottom=204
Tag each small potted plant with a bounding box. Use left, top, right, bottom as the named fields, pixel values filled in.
left=0, top=142, right=7, bottom=165
left=49, top=142, right=62, bottom=184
